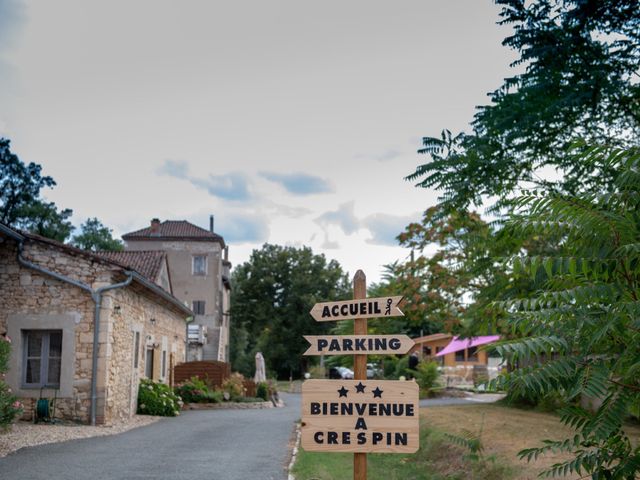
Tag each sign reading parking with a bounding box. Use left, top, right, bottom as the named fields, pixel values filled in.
left=309, top=296, right=403, bottom=322
left=303, top=335, right=415, bottom=356
left=301, top=379, right=419, bottom=453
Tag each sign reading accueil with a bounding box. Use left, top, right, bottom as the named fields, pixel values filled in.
left=309, top=296, right=404, bottom=322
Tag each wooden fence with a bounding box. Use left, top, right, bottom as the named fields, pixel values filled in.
left=173, top=361, right=230, bottom=388
left=243, top=379, right=256, bottom=397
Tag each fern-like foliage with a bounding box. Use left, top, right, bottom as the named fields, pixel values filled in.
left=494, top=146, right=640, bottom=478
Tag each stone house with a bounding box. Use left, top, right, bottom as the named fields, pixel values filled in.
left=0, top=223, right=191, bottom=425
left=122, top=217, right=231, bottom=363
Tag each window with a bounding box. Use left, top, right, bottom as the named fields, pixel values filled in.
left=422, top=346, right=432, bottom=356
left=133, top=331, right=140, bottom=369
left=467, top=346, right=478, bottom=361
left=22, top=330, right=62, bottom=388
left=192, top=255, right=207, bottom=276
left=192, top=301, right=206, bottom=315
left=455, top=349, right=465, bottom=362
left=145, top=348, right=154, bottom=378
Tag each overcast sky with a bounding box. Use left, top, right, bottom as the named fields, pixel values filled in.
left=0, top=0, right=514, bottom=284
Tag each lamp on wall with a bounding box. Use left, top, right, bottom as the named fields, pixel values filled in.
left=149, top=318, right=157, bottom=325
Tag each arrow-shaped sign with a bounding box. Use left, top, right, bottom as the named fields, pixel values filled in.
left=309, top=296, right=403, bottom=322
left=303, top=335, right=415, bottom=356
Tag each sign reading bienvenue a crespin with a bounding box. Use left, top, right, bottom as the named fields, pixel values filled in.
left=309, top=296, right=403, bottom=322
left=301, top=379, right=419, bottom=453
left=302, top=335, right=414, bottom=356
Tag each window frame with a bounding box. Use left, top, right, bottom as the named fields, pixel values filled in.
left=192, top=255, right=207, bottom=276
left=133, top=331, right=140, bottom=369
left=144, top=348, right=154, bottom=379
left=192, top=300, right=206, bottom=315
left=22, top=330, right=63, bottom=389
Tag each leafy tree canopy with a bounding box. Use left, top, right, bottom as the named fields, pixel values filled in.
left=1, top=138, right=55, bottom=221
left=230, top=244, right=350, bottom=379
left=0, top=138, right=74, bottom=242
left=71, top=217, right=124, bottom=252
left=407, top=1, right=640, bottom=212
left=493, top=145, right=640, bottom=478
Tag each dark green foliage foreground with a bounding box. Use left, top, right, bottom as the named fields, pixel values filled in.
left=492, top=146, right=640, bottom=478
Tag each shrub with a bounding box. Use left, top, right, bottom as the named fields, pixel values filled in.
left=0, top=336, right=23, bottom=430
left=137, top=379, right=182, bottom=416
left=382, top=356, right=398, bottom=379
left=416, top=361, right=440, bottom=395
left=393, top=356, right=415, bottom=379
left=256, top=382, right=269, bottom=401
left=221, top=373, right=246, bottom=401
left=174, top=376, right=219, bottom=403
left=307, top=365, right=325, bottom=379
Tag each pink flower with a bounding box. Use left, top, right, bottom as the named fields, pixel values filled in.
left=12, top=401, right=22, bottom=409
left=1, top=335, right=10, bottom=343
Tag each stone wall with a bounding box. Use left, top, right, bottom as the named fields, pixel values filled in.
left=0, top=237, right=114, bottom=423
left=104, top=284, right=186, bottom=424
left=0, top=234, right=187, bottom=425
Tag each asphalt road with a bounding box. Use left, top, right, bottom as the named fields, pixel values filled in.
left=0, top=393, right=301, bottom=480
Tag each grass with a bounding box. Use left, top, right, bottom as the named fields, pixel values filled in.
left=293, top=426, right=511, bottom=480
left=292, top=403, right=640, bottom=480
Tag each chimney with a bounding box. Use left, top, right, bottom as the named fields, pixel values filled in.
left=150, top=218, right=161, bottom=235
left=209, top=214, right=214, bottom=233
left=224, top=246, right=229, bottom=262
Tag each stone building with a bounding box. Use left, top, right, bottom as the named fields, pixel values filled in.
left=122, top=217, right=231, bottom=362
left=0, top=223, right=191, bottom=425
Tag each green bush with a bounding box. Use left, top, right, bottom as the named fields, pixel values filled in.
left=174, top=376, right=218, bottom=403
left=393, top=356, right=415, bottom=379
left=382, top=356, right=398, bottom=378
left=256, top=382, right=269, bottom=401
left=416, top=361, right=440, bottom=395
left=221, top=373, right=246, bottom=401
left=0, top=336, right=23, bottom=430
left=137, top=379, right=182, bottom=416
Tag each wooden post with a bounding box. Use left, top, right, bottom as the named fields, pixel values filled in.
left=353, top=270, right=367, bottom=480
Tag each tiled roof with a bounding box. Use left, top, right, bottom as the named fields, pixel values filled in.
left=95, top=251, right=166, bottom=283
left=412, top=333, right=453, bottom=344
left=0, top=223, right=191, bottom=316
left=122, top=220, right=225, bottom=246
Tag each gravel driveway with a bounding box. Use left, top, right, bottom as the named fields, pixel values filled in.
left=0, top=392, right=301, bottom=480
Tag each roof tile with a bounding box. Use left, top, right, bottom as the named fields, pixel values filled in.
left=95, top=251, right=166, bottom=283
left=122, top=220, right=224, bottom=245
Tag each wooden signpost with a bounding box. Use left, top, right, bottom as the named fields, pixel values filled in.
left=309, top=296, right=404, bottom=322
left=303, top=335, right=415, bottom=356
left=301, top=270, right=419, bottom=480
left=301, top=379, right=419, bottom=453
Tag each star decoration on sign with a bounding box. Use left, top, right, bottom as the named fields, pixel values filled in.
left=372, top=386, right=383, bottom=398
left=338, top=386, right=349, bottom=398
left=355, top=382, right=366, bottom=393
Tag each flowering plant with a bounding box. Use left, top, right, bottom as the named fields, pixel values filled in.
left=137, top=379, right=182, bottom=417
left=1, top=335, right=22, bottom=430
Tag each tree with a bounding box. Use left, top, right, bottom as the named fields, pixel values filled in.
left=0, top=138, right=74, bottom=242
left=1, top=138, right=55, bottom=224
left=492, top=146, right=640, bottom=478
left=230, top=244, right=350, bottom=379
left=72, top=217, right=123, bottom=252
left=407, top=1, right=640, bottom=213
left=14, top=201, right=74, bottom=243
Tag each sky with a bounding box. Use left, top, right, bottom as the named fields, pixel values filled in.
left=0, top=0, right=515, bottom=284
